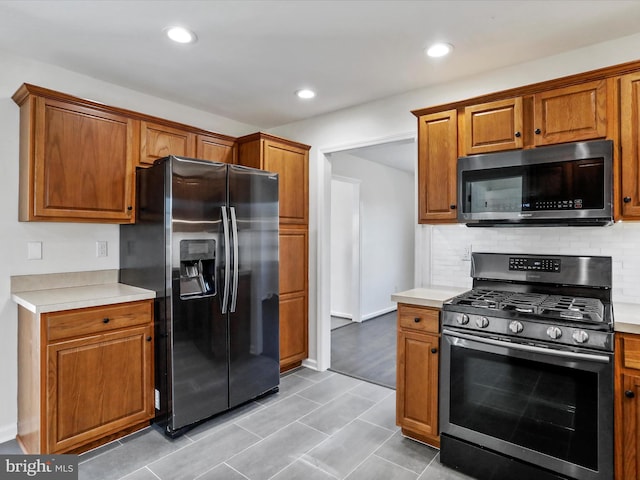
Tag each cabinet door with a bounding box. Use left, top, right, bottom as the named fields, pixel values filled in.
left=621, top=72, right=640, bottom=218
left=464, top=98, right=523, bottom=154
left=196, top=134, right=236, bottom=164
left=533, top=80, right=607, bottom=146
left=397, top=329, right=439, bottom=444
left=46, top=325, right=154, bottom=453
left=263, top=140, right=309, bottom=225
left=29, top=97, right=135, bottom=222
left=139, top=121, right=195, bottom=165
left=617, top=373, right=640, bottom=480
left=417, top=110, right=458, bottom=223
left=278, top=228, right=308, bottom=370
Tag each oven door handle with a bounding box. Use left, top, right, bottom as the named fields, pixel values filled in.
left=442, top=329, right=611, bottom=364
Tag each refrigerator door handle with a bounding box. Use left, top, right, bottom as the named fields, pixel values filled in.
left=221, top=206, right=231, bottom=314
left=230, top=206, right=239, bottom=313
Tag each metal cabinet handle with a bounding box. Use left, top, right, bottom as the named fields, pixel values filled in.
left=146, top=336, right=152, bottom=342
left=625, top=390, right=636, bottom=399
left=514, top=131, right=521, bottom=138
left=414, top=317, right=421, bottom=323
left=450, top=204, right=456, bottom=210
left=431, top=348, right=438, bottom=354
left=534, top=128, right=541, bottom=135
left=624, top=197, right=632, bottom=203
left=103, top=318, right=110, bottom=324
left=127, top=206, right=133, bottom=211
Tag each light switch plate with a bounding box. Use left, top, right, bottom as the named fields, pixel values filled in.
left=27, top=241, right=42, bottom=260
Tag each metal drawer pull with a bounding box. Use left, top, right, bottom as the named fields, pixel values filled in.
left=103, top=318, right=110, bottom=324
left=431, top=348, right=438, bottom=354
left=625, top=390, right=635, bottom=399
left=414, top=317, right=421, bottom=323
left=146, top=336, right=152, bottom=342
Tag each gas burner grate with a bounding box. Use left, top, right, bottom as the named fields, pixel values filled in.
left=451, top=289, right=511, bottom=309
left=498, top=293, right=547, bottom=313
left=539, top=296, right=605, bottom=323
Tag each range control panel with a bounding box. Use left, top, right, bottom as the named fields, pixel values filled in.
left=509, top=257, right=561, bottom=272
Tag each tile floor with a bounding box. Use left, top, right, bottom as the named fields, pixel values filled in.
left=0, top=368, right=474, bottom=480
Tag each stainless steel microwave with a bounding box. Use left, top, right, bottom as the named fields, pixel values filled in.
left=457, top=140, right=613, bottom=227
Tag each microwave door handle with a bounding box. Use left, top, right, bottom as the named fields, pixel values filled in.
left=442, top=329, right=611, bottom=364
left=221, top=206, right=231, bottom=314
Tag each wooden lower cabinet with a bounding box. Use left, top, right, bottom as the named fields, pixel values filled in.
left=18, top=300, right=154, bottom=454
left=615, top=332, right=640, bottom=479
left=396, top=304, right=440, bottom=447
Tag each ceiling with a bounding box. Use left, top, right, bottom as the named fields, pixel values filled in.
left=1, top=1, right=640, bottom=130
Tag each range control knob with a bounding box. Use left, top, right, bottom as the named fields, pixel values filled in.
left=509, top=321, right=524, bottom=334
left=547, top=326, right=563, bottom=339
left=457, top=314, right=470, bottom=325
left=476, top=317, right=489, bottom=328
left=572, top=330, right=590, bottom=344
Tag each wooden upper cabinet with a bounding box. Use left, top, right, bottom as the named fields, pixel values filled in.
left=139, top=121, right=195, bottom=165
left=464, top=97, right=524, bottom=155
left=237, top=133, right=310, bottom=225
left=13, top=85, right=135, bottom=223
left=620, top=72, right=640, bottom=219
left=533, top=80, right=607, bottom=146
left=196, top=134, right=237, bottom=164
left=417, top=109, right=458, bottom=223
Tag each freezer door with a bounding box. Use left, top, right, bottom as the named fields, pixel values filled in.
left=168, top=158, right=229, bottom=432
left=228, top=165, right=280, bottom=407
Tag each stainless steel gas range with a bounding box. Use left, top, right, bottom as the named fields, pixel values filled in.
left=439, top=252, right=614, bottom=480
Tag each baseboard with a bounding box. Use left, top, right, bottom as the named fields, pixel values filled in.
left=330, top=311, right=352, bottom=320
left=0, top=423, right=16, bottom=444
left=362, top=306, right=397, bottom=321
left=301, top=358, right=318, bottom=371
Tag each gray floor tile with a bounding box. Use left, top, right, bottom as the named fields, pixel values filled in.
left=184, top=400, right=266, bottom=442
left=349, top=381, right=395, bottom=403
left=254, top=372, right=318, bottom=406
left=418, top=455, right=477, bottom=480
left=148, top=424, right=260, bottom=480
left=121, top=467, right=161, bottom=480
left=237, top=394, right=321, bottom=438
left=375, top=431, right=437, bottom=474
left=359, top=393, right=398, bottom=431
left=303, top=419, right=394, bottom=479
left=227, top=422, right=328, bottom=480
left=289, top=367, right=336, bottom=383
left=271, top=458, right=338, bottom=480
left=197, top=463, right=248, bottom=480
left=78, top=428, right=191, bottom=480
left=297, top=373, right=363, bottom=404
left=345, top=454, right=418, bottom=480
left=299, top=392, right=376, bottom=435
left=0, top=439, right=23, bottom=454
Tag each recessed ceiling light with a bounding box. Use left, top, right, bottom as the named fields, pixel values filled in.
left=166, top=26, right=197, bottom=44
left=426, top=42, right=453, bottom=58
left=296, top=89, right=316, bottom=99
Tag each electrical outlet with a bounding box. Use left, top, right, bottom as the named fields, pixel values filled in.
left=96, top=241, right=108, bottom=257
left=462, top=244, right=472, bottom=261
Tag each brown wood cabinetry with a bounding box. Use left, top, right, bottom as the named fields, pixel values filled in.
left=196, top=133, right=237, bottom=164
left=464, top=98, right=524, bottom=155
left=139, top=121, right=195, bottom=165
left=13, top=84, right=136, bottom=223
left=615, top=332, right=640, bottom=480
left=396, top=304, right=440, bottom=447
left=237, top=133, right=310, bottom=371
left=417, top=110, right=458, bottom=224
left=533, top=80, right=608, bottom=146
left=17, top=300, right=154, bottom=454
left=620, top=72, right=640, bottom=219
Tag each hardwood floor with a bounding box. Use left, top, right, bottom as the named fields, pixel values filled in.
left=330, top=311, right=396, bottom=389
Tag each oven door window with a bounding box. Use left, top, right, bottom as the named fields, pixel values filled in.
left=449, top=343, right=598, bottom=470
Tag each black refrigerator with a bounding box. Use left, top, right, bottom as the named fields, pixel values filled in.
left=120, top=156, right=279, bottom=436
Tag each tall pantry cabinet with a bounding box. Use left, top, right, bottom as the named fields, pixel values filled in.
left=237, top=133, right=310, bottom=372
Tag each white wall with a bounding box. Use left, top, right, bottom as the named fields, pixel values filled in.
left=0, top=49, right=259, bottom=441
left=330, top=153, right=414, bottom=320
left=330, top=178, right=355, bottom=319
left=268, top=32, right=640, bottom=370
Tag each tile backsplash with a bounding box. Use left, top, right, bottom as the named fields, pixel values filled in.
left=421, top=222, right=640, bottom=304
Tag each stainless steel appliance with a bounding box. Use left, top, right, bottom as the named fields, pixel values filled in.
left=120, top=156, right=280, bottom=436
left=457, top=140, right=613, bottom=226
left=440, top=252, right=614, bottom=480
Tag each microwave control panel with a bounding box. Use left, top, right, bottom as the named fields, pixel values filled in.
left=509, top=257, right=561, bottom=272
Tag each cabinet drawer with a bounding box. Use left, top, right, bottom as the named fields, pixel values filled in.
left=620, top=334, right=640, bottom=370
left=398, top=305, right=439, bottom=333
left=47, top=301, right=152, bottom=341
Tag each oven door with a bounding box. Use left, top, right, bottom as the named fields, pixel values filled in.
left=440, top=328, right=613, bottom=480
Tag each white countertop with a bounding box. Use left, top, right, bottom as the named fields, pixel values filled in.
left=13, top=283, right=156, bottom=315
left=391, top=286, right=468, bottom=309
left=614, top=302, right=640, bottom=334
